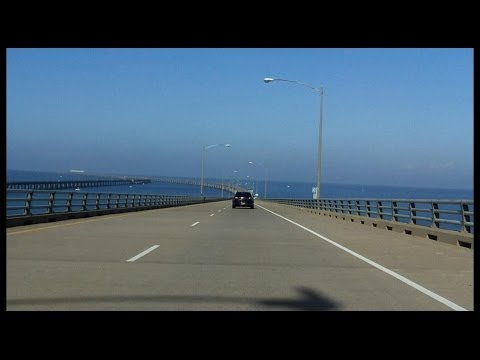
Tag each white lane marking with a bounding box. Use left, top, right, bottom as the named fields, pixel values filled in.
left=191, top=222, right=200, bottom=227
left=256, top=204, right=468, bottom=311
left=210, top=214, right=215, bottom=217
left=127, top=245, right=160, bottom=262
left=218, top=210, right=222, bottom=212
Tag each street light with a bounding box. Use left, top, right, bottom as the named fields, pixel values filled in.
left=231, top=170, right=239, bottom=190
left=264, top=77, right=324, bottom=200
left=246, top=175, right=255, bottom=196
left=201, top=143, right=231, bottom=196
left=249, top=161, right=268, bottom=199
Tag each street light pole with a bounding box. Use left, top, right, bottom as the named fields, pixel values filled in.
left=232, top=170, right=238, bottom=191
left=249, top=161, right=268, bottom=199
left=201, top=143, right=230, bottom=196
left=264, top=77, right=323, bottom=200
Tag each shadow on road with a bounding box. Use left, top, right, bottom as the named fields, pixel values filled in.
left=259, top=286, right=336, bottom=311
left=8, top=286, right=338, bottom=311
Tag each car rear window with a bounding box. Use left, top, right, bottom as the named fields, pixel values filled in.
left=235, top=192, right=252, bottom=197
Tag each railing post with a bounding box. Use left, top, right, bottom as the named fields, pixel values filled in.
left=378, top=201, right=383, bottom=219
left=107, top=194, right=112, bottom=209
left=95, top=193, right=100, bottom=210
left=461, top=202, right=471, bottom=233
left=409, top=202, right=416, bottom=225
left=392, top=201, right=397, bottom=222
left=47, top=192, right=55, bottom=214
left=81, top=193, right=88, bottom=211
left=66, top=192, right=73, bottom=212
left=24, top=191, right=33, bottom=215
left=366, top=201, right=371, bottom=217
left=431, top=201, right=439, bottom=228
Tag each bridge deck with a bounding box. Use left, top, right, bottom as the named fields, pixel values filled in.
left=6, top=200, right=473, bottom=310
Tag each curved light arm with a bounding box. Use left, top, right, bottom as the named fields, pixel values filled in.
left=205, top=143, right=231, bottom=150
left=264, top=77, right=323, bottom=93
left=248, top=161, right=266, bottom=169
left=201, top=143, right=230, bottom=196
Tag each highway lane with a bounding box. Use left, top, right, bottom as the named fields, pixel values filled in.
left=6, top=200, right=473, bottom=310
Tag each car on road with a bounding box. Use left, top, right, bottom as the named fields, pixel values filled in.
left=232, top=191, right=254, bottom=209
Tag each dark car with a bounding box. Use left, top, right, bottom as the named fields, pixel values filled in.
left=232, top=191, right=254, bottom=209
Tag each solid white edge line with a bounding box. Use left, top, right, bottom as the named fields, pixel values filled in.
left=256, top=204, right=468, bottom=311
left=127, top=245, right=160, bottom=262
left=191, top=222, right=200, bottom=227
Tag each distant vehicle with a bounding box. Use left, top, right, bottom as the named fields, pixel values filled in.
left=232, top=191, right=254, bottom=209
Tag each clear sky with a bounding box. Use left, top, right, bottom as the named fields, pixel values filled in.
left=6, top=48, right=473, bottom=189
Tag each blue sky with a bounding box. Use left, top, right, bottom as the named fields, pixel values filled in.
left=6, top=48, right=473, bottom=189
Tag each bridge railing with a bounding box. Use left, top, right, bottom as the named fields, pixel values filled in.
left=266, top=198, right=474, bottom=234
left=6, top=189, right=224, bottom=226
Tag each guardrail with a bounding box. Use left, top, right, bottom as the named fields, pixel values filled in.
left=6, top=189, right=225, bottom=227
left=266, top=198, right=474, bottom=234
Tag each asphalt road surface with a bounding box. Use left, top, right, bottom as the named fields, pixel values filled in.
left=7, top=200, right=473, bottom=310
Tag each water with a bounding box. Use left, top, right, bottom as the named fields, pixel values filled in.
left=257, top=181, right=473, bottom=200
left=7, top=169, right=473, bottom=200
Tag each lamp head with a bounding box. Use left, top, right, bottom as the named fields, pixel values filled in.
left=225, top=144, right=231, bottom=147
left=263, top=78, right=274, bottom=83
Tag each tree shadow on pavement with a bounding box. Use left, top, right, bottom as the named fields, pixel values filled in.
left=258, top=286, right=337, bottom=311
left=8, top=286, right=338, bottom=311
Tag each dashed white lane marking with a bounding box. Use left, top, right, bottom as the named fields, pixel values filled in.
left=127, top=245, right=160, bottom=262
left=191, top=222, right=200, bottom=227
left=256, top=204, right=468, bottom=311
left=210, top=214, right=215, bottom=217
left=218, top=210, right=222, bottom=212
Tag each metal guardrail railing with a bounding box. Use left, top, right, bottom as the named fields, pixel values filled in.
left=266, top=198, right=474, bottom=234
left=6, top=189, right=223, bottom=218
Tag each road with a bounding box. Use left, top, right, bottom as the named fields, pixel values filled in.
left=6, top=200, right=473, bottom=310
